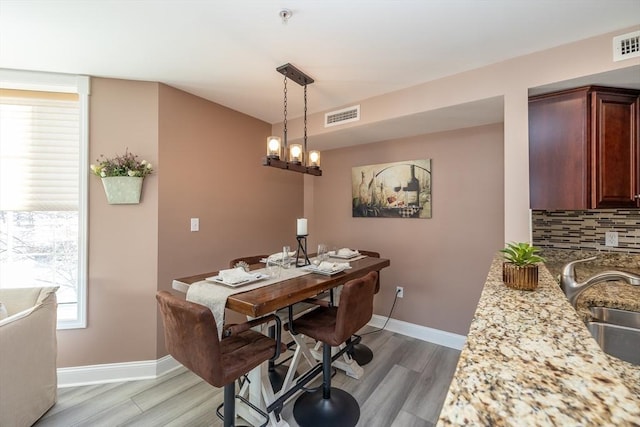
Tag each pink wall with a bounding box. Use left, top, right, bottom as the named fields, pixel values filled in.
left=57, top=79, right=302, bottom=367
left=57, top=26, right=639, bottom=368
left=281, top=26, right=640, bottom=244
left=309, top=124, right=504, bottom=335
left=57, top=78, right=160, bottom=367
left=156, top=84, right=304, bottom=356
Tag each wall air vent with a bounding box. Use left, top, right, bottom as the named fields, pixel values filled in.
left=613, top=30, right=640, bottom=62
left=325, top=105, right=360, bottom=127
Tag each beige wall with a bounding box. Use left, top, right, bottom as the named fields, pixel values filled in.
left=58, top=78, right=160, bottom=367
left=296, top=27, right=638, bottom=335
left=57, top=26, right=640, bottom=367
left=307, top=124, right=504, bottom=335
left=57, top=79, right=300, bottom=367
left=283, top=26, right=640, bottom=244
left=156, top=84, right=304, bottom=356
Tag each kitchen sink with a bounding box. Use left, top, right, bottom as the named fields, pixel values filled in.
left=589, top=306, right=640, bottom=329
left=586, top=321, right=640, bottom=365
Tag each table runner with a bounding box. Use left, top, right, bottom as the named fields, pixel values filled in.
left=328, top=254, right=367, bottom=262
left=186, top=267, right=312, bottom=339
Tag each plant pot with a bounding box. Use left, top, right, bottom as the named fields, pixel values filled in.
left=503, top=263, right=539, bottom=291
left=101, top=177, right=143, bottom=204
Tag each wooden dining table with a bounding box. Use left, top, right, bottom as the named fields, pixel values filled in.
left=172, top=255, right=390, bottom=427
left=173, top=255, right=390, bottom=317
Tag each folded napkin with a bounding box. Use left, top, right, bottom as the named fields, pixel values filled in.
left=329, top=248, right=359, bottom=257
left=267, top=251, right=296, bottom=261
left=318, top=261, right=350, bottom=272
left=218, top=267, right=255, bottom=284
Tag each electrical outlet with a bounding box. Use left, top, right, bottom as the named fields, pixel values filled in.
left=190, top=218, right=199, bottom=232
left=605, top=231, right=618, bottom=247
left=396, top=286, right=404, bottom=298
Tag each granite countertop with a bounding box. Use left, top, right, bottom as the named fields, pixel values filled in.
left=437, top=254, right=640, bottom=426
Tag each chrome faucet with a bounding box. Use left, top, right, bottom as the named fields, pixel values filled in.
left=560, top=257, right=640, bottom=308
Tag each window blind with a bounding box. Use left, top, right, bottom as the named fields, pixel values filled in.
left=0, top=89, right=80, bottom=211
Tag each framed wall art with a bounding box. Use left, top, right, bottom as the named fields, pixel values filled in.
left=352, top=159, right=431, bottom=218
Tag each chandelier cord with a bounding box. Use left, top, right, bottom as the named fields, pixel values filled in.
left=283, top=74, right=288, bottom=149
left=303, top=84, right=308, bottom=154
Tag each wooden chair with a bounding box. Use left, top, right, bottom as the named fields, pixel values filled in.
left=156, top=291, right=284, bottom=427
left=228, top=255, right=268, bottom=270
left=288, top=271, right=378, bottom=427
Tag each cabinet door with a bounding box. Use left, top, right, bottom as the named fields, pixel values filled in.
left=529, top=90, right=590, bottom=210
left=592, top=91, right=639, bottom=208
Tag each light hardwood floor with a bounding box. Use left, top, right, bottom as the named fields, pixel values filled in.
left=35, top=329, right=460, bottom=427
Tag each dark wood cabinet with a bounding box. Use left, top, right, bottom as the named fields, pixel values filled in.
left=529, top=86, right=639, bottom=210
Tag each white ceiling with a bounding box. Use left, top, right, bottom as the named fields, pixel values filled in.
left=1, top=0, right=639, bottom=129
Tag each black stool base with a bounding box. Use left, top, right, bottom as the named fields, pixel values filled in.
left=293, top=387, right=360, bottom=427
left=349, top=343, right=374, bottom=366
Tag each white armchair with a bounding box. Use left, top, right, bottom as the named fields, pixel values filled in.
left=0, top=286, right=59, bottom=427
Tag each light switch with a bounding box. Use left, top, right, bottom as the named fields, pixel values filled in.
left=190, top=218, right=199, bottom=232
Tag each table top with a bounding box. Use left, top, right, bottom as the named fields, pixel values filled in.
left=174, top=256, right=390, bottom=317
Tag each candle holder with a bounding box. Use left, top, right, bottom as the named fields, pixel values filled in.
left=295, top=235, right=311, bottom=267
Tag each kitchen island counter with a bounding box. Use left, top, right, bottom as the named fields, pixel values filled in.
left=437, top=255, right=639, bottom=426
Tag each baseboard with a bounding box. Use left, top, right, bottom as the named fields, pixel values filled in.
left=57, top=355, right=181, bottom=388
left=368, top=314, right=466, bottom=350
left=57, top=319, right=464, bottom=387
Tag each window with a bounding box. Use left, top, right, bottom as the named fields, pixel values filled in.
left=0, top=70, right=89, bottom=329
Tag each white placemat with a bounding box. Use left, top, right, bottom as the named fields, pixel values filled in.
left=186, top=267, right=312, bottom=339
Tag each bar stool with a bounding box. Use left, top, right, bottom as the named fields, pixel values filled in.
left=156, top=291, right=284, bottom=427
left=288, top=271, right=378, bottom=427
left=348, top=250, right=381, bottom=366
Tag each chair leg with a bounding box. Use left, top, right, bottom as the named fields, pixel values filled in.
left=217, top=378, right=271, bottom=427
left=224, top=383, right=235, bottom=427
left=322, top=341, right=332, bottom=399
left=293, top=342, right=360, bottom=427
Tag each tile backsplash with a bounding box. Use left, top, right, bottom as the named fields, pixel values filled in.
left=532, top=209, right=640, bottom=254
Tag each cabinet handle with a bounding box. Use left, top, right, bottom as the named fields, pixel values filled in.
left=635, top=195, right=640, bottom=200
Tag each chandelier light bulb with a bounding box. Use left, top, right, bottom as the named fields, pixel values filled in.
left=289, top=144, right=303, bottom=164
left=308, top=150, right=321, bottom=168
left=266, top=136, right=281, bottom=158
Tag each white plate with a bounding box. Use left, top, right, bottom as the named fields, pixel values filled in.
left=205, top=273, right=268, bottom=288
left=302, top=264, right=352, bottom=276
left=329, top=251, right=360, bottom=259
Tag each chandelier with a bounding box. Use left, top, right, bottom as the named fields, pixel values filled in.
left=263, top=63, right=322, bottom=176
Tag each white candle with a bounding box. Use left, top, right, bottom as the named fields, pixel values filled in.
left=297, top=218, right=308, bottom=235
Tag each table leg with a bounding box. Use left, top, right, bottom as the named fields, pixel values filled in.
left=235, top=362, right=290, bottom=427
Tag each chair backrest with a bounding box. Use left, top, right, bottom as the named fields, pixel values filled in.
left=357, top=250, right=381, bottom=294
left=156, top=291, right=225, bottom=387
left=228, top=255, right=268, bottom=269
left=334, top=271, right=378, bottom=344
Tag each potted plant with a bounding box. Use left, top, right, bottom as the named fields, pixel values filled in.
left=91, top=149, right=153, bottom=204
left=500, top=242, right=546, bottom=291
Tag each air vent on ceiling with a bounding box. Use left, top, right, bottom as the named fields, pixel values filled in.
left=325, top=105, right=360, bottom=127
left=613, top=30, right=640, bottom=62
